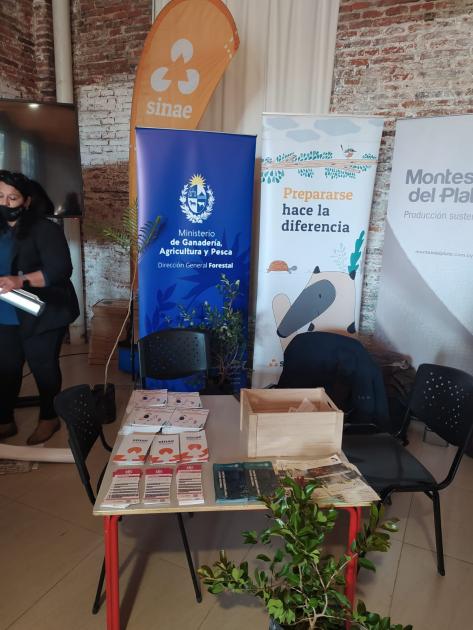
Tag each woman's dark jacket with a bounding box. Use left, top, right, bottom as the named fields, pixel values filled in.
left=10, top=217, right=79, bottom=337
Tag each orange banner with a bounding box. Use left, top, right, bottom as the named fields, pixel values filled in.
left=129, top=0, right=239, bottom=203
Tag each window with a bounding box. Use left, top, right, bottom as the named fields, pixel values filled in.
left=0, top=132, right=4, bottom=169
left=20, top=140, right=37, bottom=178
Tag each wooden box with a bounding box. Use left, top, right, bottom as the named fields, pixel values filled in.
left=88, top=299, right=132, bottom=365
left=240, top=388, right=343, bottom=458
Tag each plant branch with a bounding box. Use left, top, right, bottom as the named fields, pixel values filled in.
left=103, top=264, right=137, bottom=388
left=100, top=204, right=160, bottom=388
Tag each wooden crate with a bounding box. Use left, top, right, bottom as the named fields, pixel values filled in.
left=240, top=388, right=343, bottom=458
left=88, top=299, right=134, bottom=365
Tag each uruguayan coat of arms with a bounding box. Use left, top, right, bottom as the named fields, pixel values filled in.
left=180, top=174, right=214, bottom=223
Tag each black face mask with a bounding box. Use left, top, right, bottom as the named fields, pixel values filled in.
left=0, top=204, right=26, bottom=222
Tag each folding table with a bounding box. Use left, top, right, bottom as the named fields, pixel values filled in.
left=94, top=395, right=364, bottom=630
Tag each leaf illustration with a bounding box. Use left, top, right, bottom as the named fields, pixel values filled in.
left=348, top=230, right=365, bottom=274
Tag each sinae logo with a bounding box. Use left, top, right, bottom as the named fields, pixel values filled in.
left=147, top=39, right=200, bottom=120
left=150, top=38, right=199, bottom=94
left=180, top=174, right=214, bottom=224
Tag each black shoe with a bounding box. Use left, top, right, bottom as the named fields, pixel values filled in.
left=0, top=421, right=18, bottom=440
left=26, top=418, right=61, bottom=445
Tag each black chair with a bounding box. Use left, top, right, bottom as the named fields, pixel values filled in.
left=342, top=363, right=473, bottom=576
left=137, top=327, right=211, bottom=602
left=54, top=384, right=112, bottom=614
left=138, top=328, right=210, bottom=389
left=277, top=331, right=392, bottom=433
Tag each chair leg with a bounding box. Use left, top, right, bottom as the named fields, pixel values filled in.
left=176, top=513, right=202, bottom=602
left=432, top=490, right=445, bottom=576
left=92, top=557, right=106, bottom=614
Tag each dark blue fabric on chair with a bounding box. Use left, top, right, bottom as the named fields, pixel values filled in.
left=277, top=331, right=391, bottom=432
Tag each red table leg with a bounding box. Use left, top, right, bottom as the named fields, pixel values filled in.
left=104, top=516, right=120, bottom=630
left=341, top=506, right=362, bottom=628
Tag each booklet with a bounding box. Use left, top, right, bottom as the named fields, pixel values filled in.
left=179, top=430, right=209, bottom=463
left=126, top=389, right=168, bottom=413
left=121, top=409, right=167, bottom=434
left=148, top=433, right=181, bottom=464
left=112, top=433, right=154, bottom=465
left=101, top=468, right=142, bottom=508
left=213, top=461, right=279, bottom=504
left=167, top=392, right=202, bottom=408
left=176, top=463, right=204, bottom=505
left=245, top=461, right=279, bottom=501
left=161, top=408, right=209, bottom=433
left=121, top=408, right=175, bottom=435
left=143, top=467, right=173, bottom=505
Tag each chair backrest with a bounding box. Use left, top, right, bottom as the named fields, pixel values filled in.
left=407, top=363, right=473, bottom=448
left=277, top=331, right=391, bottom=432
left=138, top=328, right=210, bottom=384
left=54, top=384, right=102, bottom=504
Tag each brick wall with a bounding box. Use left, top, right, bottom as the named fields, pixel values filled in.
left=331, top=0, right=473, bottom=337
left=0, top=0, right=55, bottom=100
left=32, top=0, right=56, bottom=100
left=71, top=0, right=151, bottom=320
left=2, top=0, right=473, bottom=336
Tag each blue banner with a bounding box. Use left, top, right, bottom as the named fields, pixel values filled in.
left=136, top=127, right=256, bottom=389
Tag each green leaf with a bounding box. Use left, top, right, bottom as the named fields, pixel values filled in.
left=330, top=590, right=351, bottom=609
left=209, top=583, right=225, bottom=594
left=292, top=482, right=303, bottom=500
left=243, top=530, right=258, bottom=544
left=198, top=478, right=412, bottom=630
left=358, top=557, right=376, bottom=572
left=231, top=567, right=243, bottom=581
left=197, top=565, right=213, bottom=578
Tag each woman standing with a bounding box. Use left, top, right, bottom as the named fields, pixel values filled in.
left=0, top=171, right=79, bottom=444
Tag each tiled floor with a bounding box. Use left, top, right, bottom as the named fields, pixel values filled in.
left=1, top=344, right=472, bottom=630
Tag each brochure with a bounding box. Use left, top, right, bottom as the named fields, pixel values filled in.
left=143, top=467, right=173, bottom=505
left=112, top=433, right=154, bottom=465
left=161, top=408, right=209, bottom=433
left=126, top=389, right=168, bottom=413
left=179, top=430, right=209, bottom=463
left=101, top=468, right=142, bottom=508
left=148, top=433, right=181, bottom=464
left=176, top=463, right=204, bottom=505
left=121, top=408, right=175, bottom=435
left=167, top=392, right=202, bottom=408
left=213, top=461, right=279, bottom=504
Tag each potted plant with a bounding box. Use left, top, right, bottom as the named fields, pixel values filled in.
left=177, top=274, right=247, bottom=392
left=87, top=201, right=160, bottom=418
left=198, top=478, right=412, bottom=630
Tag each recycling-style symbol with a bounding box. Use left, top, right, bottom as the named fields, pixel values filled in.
left=150, top=38, right=200, bottom=95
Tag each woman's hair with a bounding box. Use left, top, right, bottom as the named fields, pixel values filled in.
left=0, top=170, right=39, bottom=237
left=0, top=170, right=32, bottom=199
left=28, top=179, right=55, bottom=217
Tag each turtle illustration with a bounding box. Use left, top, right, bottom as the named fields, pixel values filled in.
left=341, top=144, right=356, bottom=158
left=267, top=260, right=298, bottom=273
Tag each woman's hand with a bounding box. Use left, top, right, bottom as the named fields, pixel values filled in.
left=0, top=275, right=23, bottom=293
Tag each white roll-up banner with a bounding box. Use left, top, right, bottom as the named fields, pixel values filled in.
left=375, top=115, right=473, bottom=371
left=253, top=114, right=383, bottom=388
left=0, top=444, right=74, bottom=463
